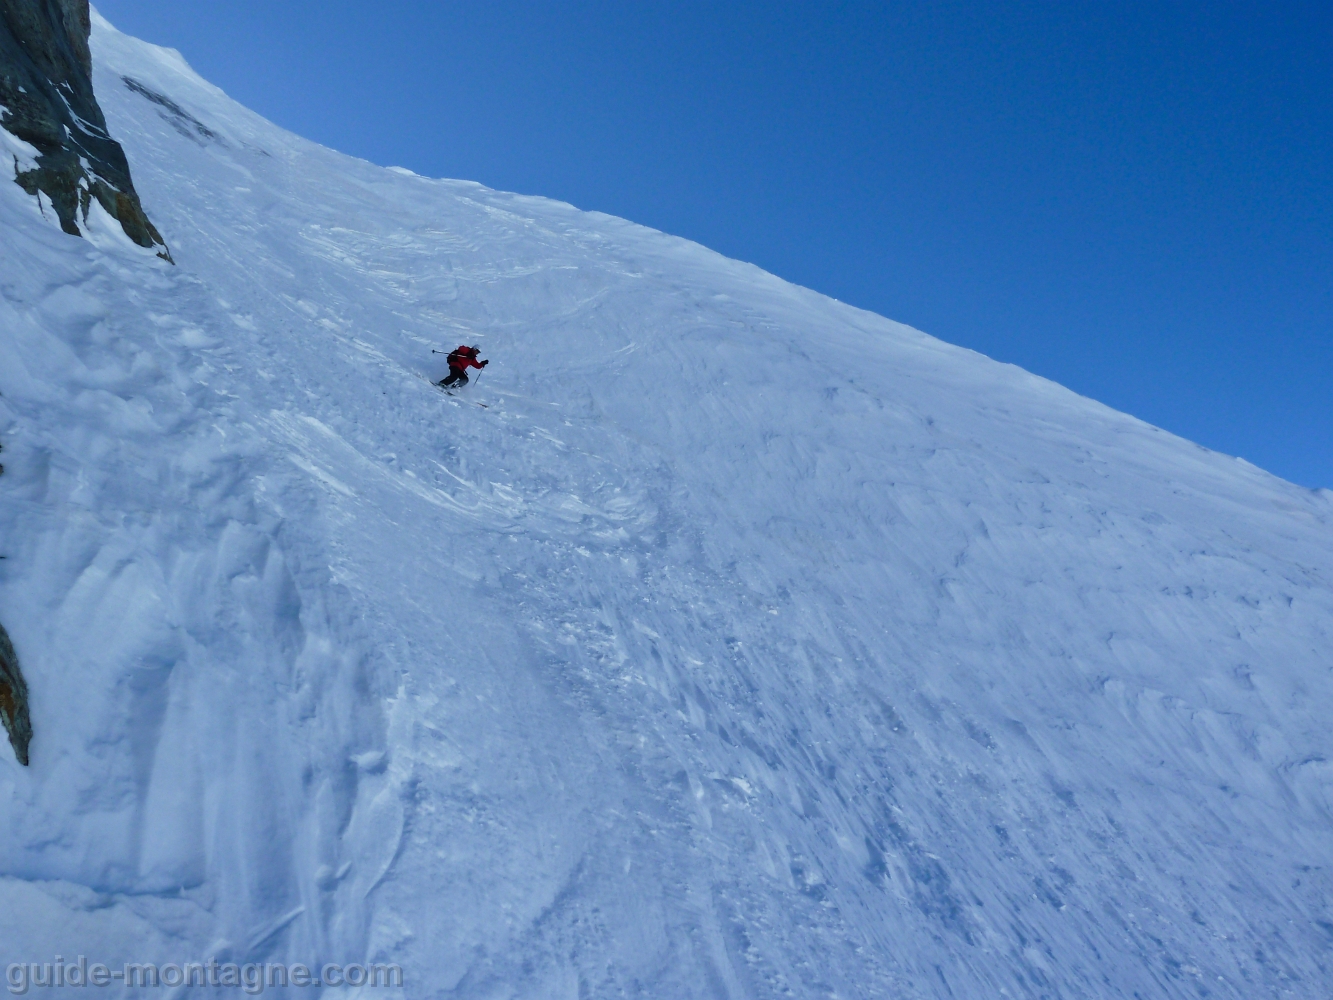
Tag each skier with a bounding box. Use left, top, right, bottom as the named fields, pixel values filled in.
left=438, top=345, right=488, bottom=389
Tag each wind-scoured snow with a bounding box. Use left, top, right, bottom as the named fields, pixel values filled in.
left=0, top=13, right=1331, bottom=999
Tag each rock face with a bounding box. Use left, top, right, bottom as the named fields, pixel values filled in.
left=0, top=0, right=168, bottom=255
left=0, top=622, right=30, bottom=766
left=0, top=435, right=23, bottom=766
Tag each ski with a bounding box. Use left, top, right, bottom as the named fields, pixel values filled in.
left=442, top=388, right=489, bottom=408
left=417, top=373, right=488, bottom=407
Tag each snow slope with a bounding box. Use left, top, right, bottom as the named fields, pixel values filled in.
left=1, top=13, right=1331, bottom=998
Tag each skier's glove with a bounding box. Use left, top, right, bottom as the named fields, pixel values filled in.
left=480, top=359, right=489, bottom=367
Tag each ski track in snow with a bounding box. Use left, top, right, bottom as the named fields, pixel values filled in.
left=0, top=13, right=1330, bottom=999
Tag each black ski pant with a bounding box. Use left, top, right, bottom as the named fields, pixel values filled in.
left=440, top=368, right=469, bottom=388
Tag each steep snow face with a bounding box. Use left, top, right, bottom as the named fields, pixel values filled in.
left=0, top=14, right=1331, bottom=999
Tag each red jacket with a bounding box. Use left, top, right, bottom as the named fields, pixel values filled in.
left=447, top=346, right=486, bottom=371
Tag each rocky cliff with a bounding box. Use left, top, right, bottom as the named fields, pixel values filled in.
left=0, top=433, right=21, bottom=767
left=0, top=0, right=168, bottom=256
left=0, top=621, right=28, bottom=767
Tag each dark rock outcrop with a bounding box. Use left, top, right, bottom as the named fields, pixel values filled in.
left=0, top=0, right=169, bottom=257
left=0, top=621, right=30, bottom=766
left=0, top=437, right=23, bottom=766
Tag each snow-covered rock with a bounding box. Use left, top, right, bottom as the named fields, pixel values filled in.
left=0, top=12, right=1329, bottom=999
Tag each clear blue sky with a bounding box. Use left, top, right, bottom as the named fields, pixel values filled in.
left=95, top=1, right=1332, bottom=488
